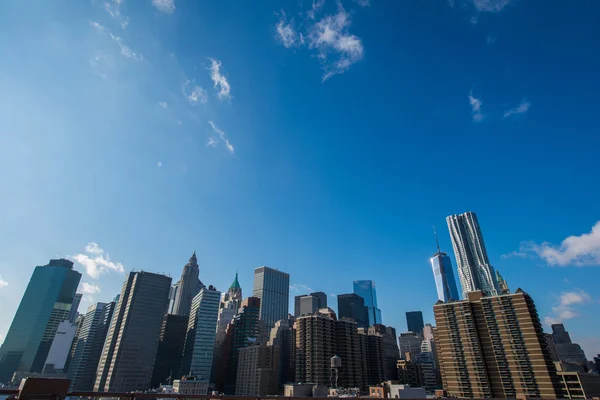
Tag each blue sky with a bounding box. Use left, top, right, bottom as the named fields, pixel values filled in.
left=1, top=0, right=599, bottom=357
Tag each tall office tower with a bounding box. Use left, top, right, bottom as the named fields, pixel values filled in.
left=430, top=232, right=460, bottom=302
left=235, top=345, right=279, bottom=396
left=337, top=293, right=369, bottom=329
left=434, top=290, right=561, bottom=399
left=253, top=266, right=290, bottom=330
left=335, top=318, right=363, bottom=390
left=94, top=271, right=171, bottom=392
left=68, top=301, right=115, bottom=391
left=358, top=327, right=385, bottom=386
left=0, top=259, right=81, bottom=383
left=496, top=270, right=510, bottom=294
left=295, top=309, right=336, bottom=386
left=215, top=273, right=244, bottom=352
left=406, top=311, right=425, bottom=335
left=419, top=339, right=438, bottom=393
left=150, top=314, right=189, bottom=388
left=446, top=211, right=500, bottom=297
left=551, top=324, right=588, bottom=367
left=268, top=317, right=296, bottom=389
left=544, top=333, right=560, bottom=362
left=399, top=331, right=423, bottom=361
left=371, top=325, right=400, bottom=382
left=298, top=295, right=319, bottom=316
left=217, top=297, right=264, bottom=394
left=180, top=286, right=221, bottom=382
left=353, top=280, right=382, bottom=326
left=311, top=292, right=327, bottom=309
left=168, top=283, right=179, bottom=314
left=293, top=295, right=305, bottom=318
left=172, top=252, right=205, bottom=317
left=41, top=320, right=77, bottom=374
left=68, top=293, right=83, bottom=323
left=227, top=272, right=243, bottom=301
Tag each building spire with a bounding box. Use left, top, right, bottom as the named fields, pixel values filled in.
left=433, top=225, right=441, bottom=253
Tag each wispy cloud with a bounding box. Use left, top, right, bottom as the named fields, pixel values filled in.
left=208, top=59, right=231, bottom=101
left=89, top=21, right=142, bottom=61
left=486, top=34, right=498, bottom=45
left=354, top=0, right=370, bottom=6
left=73, top=242, right=125, bottom=279
left=504, top=99, right=531, bottom=118
left=103, top=0, right=130, bottom=29
left=152, top=0, right=175, bottom=14
left=513, top=221, right=600, bottom=267
left=468, top=91, right=485, bottom=122
left=159, top=101, right=168, bottom=108
left=81, top=282, right=101, bottom=294
left=275, top=11, right=298, bottom=48
left=206, top=137, right=218, bottom=147
left=544, top=289, right=592, bottom=326
left=182, top=80, right=208, bottom=105
left=471, top=0, right=512, bottom=12
left=208, top=121, right=235, bottom=154
left=290, top=283, right=314, bottom=293
left=0, top=275, right=7, bottom=288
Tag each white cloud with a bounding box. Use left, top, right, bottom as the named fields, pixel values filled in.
left=472, top=0, right=512, bottom=12
left=290, top=283, right=314, bottom=293
left=104, top=0, right=130, bottom=29
left=181, top=80, right=208, bottom=105
left=208, top=58, right=231, bottom=101
left=544, top=289, right=592, bottom=326
left=159, top=101, right=168, bottom=108
left=519, top=221, right=600, bottom=266
left=0, top=275, right=7, bottom=288
left=307, top=0, right=325, bottom=19
left=152, top=0, right=175, bottom=14
left=73, top=242, right=125, bottom=279
left=208, top=121, right=235, bottom=154
left=276, top=12, right=297, bottom=48
left=206, top=137, right=218, bottom=147
left=307, top=3, right=364, bottom=81
left=109, top=33, right=143, bottom=61
left=89, top=21, right=106, bottom=33
left=354, top=0, right=370, bottom=6
left=504, top=99, right=531, bottom=118
left=80, top=282, right=101, bottom=294
left=468, top=91, right=485, bottom=122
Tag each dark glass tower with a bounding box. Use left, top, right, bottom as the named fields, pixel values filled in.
left=337, top=293, right=369, bottom=329
left=405, top=311, right=424, bottom=335
left=353, top=280, right=382, bottom=326
left=0, top=259, right=81, bottom=383
left=430, top=228, right=460, bottom=302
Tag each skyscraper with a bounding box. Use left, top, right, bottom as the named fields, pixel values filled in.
left=370, top=324, right=400, bottom=382
left=68, top=301, right=115, bottom=391
left=353, top=280, right=382, bottom=326
left=551, top=324, right=589, bottom=367
left=150, top=313, right=189, bottom=388
left=299, top=295, right=319, bottom=316
left=41, top=320, right=77, bottom=374
left=252, top=266, right=290, bottom=330
left=430, top=231, right=459, bottom=302
left=0, top=259, right=81, bottom=383
left=268, top=316, right=296, bottom=389
left=172, top=252, right=205, bottom=317
left=181, top=285, right=221, bottom=382
left=68, top=293, right=83, bottom=323
left=294, top=292, right=327, bottom=317
left=434, top=289, right=561, bottom=398
left=446, top=211, right=500, bottom=297
left=94, top=271, right=171, bottom=392
left=406, top=311, right=424, bottom=335
left=310, top=292, right=327, bottom=309
left=398, top=331, right=422, bottom=361
left=214, top=273, right=244, bottom=364
left=337, top=293, right=369, bottom=329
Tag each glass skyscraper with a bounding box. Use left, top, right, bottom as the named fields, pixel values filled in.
left=252, top=266, right=289, bottom=330
left=353, top=280, right=382, bottom=326
left=430, top=251, right=459, bottom=302
left=0, top=259, right=81, bottom=383
left=405, top=311, right=424, bottom=335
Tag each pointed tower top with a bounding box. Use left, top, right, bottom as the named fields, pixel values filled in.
left=189, top=251, right=197, bottom=265
left=433, top=225, right=441, bottom=253
left=230, top=271, right=241, bottom=290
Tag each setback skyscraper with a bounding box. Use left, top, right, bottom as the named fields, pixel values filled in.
left=94, top=271, right=171, bottom=392
left=0, top=259, right=81, bottom=383
left=252, top=266, right=290, bottom=330
left=430, top=230, right=460, bottom=302
left=353, top=280, right=382, bottom=326
left=446, top=211, right=499, bottom=297
left=172, top=252, right=205, bottom=317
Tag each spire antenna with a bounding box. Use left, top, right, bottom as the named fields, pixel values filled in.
left=433, top=225, right=441, bottom=253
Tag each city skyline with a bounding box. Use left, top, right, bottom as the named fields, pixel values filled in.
left=1, top=0, right=600, bottom=363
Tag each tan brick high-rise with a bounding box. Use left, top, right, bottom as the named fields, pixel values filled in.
left=434, top=289, right=561, bottom=399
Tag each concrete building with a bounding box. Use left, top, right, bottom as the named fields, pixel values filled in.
left=235, top=345, right=279, bottom=395
left=433, top=289, right=561, bottom=399
left=552, top=324, right=589, bottom=367
left=496, top=270, right=510, bottom=294
left=0, top=259, right=81, bottom=383
left=268, top=317, right=296, bottom=388
left=172, top=252, right=204, bottom=317
left=299, top=295, right=320, bottom=316
left=253, top=266, right=290, bottom=330
left=181, top=285, right=221, bottom=382
left=405, top=311, right=424, bottom=336
left=556, top=362, right=600, bottom=399
left=94, top=271, right=172, bottom=392
left=370, top=325, right=399, bottom=382
left=353, top=280, right=382, bottom=326
left=335, top=319, right=363, bottom=390
left=337, top=293, right=369, bottom=329
left=369, top=382, right=427, bottom=399
left=214, top=273, right=244, bottom=366
left=173, top=376, right=210, bottom=396
left=284, top=383, right=328, bottom=397
left=398, top=332, right=422, bottom=361
left=41, top=320, right=77, bottom=374
left=295, top=309, right=336, bottom=386
left=360, top=328, right=385, bottom=386
left=446, top=211, right=499, bottom=297
left=68, top=301, right=115, bottom=391
left=151, top=313, right=188, bottom=388
left=397, top=356, right=422, bottom=388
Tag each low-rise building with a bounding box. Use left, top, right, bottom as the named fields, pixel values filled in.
left=556, top=362, right=600, bottom=399
left=173, top=376, right=210, bottom=396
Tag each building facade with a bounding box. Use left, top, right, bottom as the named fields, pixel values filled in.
left=172, top=252, right=204, bottom=317
left=94, top=271, right=172, bottom=392
left=337, top=293, right=369, bottom=329
left=434, top=289, right=561, bottom=399
left=268, top=317, right=296, bottom=388
left=41, top=320, right=77, bottom=374
left=552, top=324, right=589, bottom=367
left=370, top=324, right=400, bottom=382
left=405, top=311, right=424, bottom=335
left=151, top=313, right=189, bottom=388
left=236, top=345, right=279, bottom=396
left=0, top=259, right=81, bottom=383
left=252, top=266, right=289, bottom=330
left=181, top=286, right=221, bottom=382
left=353, top=280, right=382, bottom=326
left=430, top=251, right=460, bottom=302
left=446, top=211, right=499, bottom=297
left=398, top=331, right=422, bottom=361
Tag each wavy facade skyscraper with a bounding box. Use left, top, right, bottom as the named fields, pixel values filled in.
left=446, top=211, right=499, bottom=298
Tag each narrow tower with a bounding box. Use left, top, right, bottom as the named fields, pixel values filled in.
left=172, top=252, right=205, bottom=317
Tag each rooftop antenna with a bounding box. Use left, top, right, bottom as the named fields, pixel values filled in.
left=433, top=225, right=441, bottom=253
